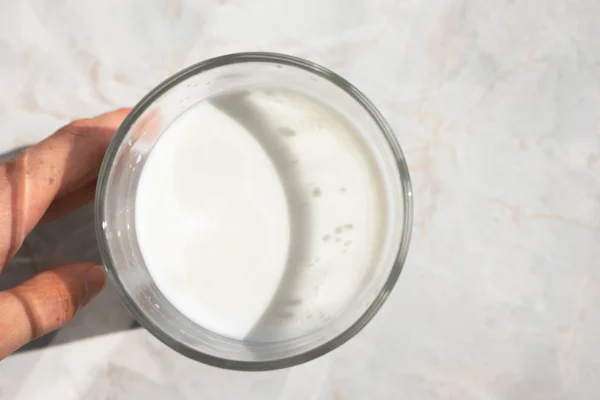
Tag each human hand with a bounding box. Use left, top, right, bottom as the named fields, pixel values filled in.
left=0, top=109, right=130, bottom=359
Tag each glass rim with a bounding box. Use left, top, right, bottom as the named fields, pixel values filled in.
left=95, top=52, right=413, bottom=371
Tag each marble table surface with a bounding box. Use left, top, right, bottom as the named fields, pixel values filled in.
left=1, top=0, right=600, bottom=398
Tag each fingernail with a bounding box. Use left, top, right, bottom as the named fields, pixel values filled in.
left=84, top=265, right=106, bottom=300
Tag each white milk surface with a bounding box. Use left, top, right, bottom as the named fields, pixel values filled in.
left=135, top=88, right=389, bottom=342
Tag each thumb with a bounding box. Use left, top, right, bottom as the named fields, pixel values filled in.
left=0, top=263, right=105, bottom=358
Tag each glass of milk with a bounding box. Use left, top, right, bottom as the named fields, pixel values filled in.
left=96, top=52, right=412, bottom=370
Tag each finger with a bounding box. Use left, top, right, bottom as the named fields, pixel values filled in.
left=0, top=108, right=130, bottom=267
left=50, top=108, right=131, bottom=196
left=40, top=180, right=97, bottom=223
left=0, top=263, right=105, bottom=359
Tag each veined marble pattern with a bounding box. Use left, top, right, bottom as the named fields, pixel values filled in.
left=1, top=0, right=600, bottom=399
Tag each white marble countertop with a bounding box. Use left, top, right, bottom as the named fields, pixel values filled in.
left=1, top=0, right=600, bottom=398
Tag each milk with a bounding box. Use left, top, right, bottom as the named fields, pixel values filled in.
left=135, top=88, right=389, bottom=342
